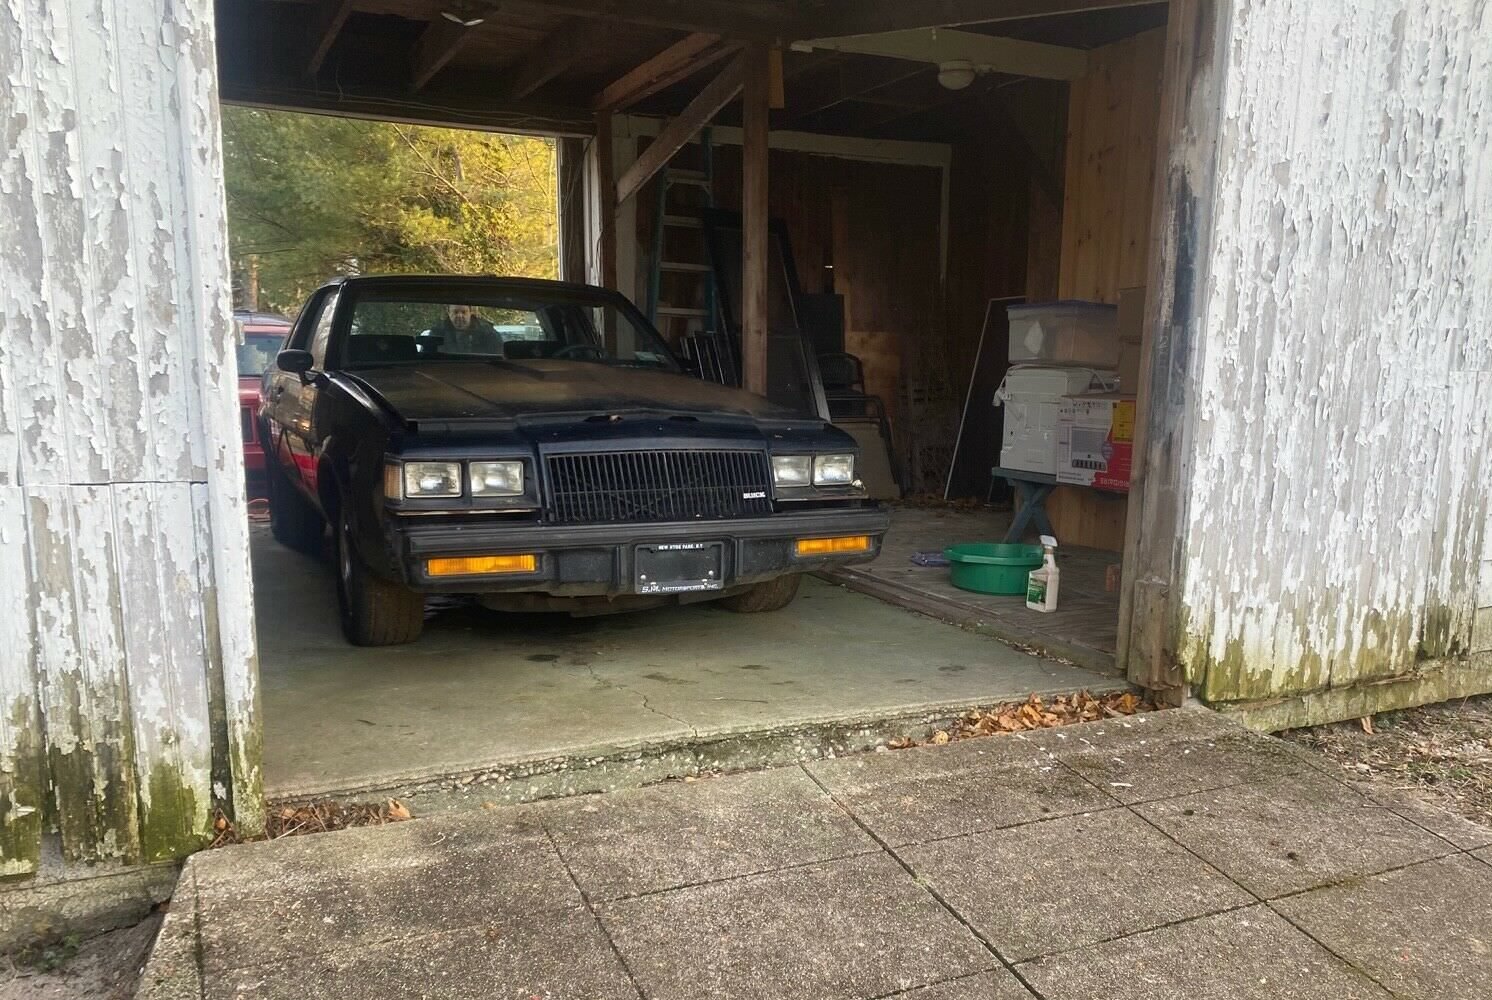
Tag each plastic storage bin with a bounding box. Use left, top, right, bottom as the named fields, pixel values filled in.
left=1007, top=301, right=1120, bottom=367
left=944, top=543, right=1045, bottom=595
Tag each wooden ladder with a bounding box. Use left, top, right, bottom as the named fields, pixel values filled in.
left=646, top=130, right=717, bottom=341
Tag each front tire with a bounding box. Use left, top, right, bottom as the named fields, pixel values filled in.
left=335, top=507, right=424, bottom=646
left=717, top=573, right=802, bottom=613
left=266, top=447, right=325, bottom=555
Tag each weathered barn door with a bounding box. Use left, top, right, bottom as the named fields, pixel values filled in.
left=1122, top=0, right=1492, bottom=721
left=1, top=0, right=262, bottom=879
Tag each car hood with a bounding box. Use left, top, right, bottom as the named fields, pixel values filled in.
left=346, top=361, right=804, bottom=424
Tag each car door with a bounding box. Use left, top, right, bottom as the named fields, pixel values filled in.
left=267, top=288, right=339, bottom=500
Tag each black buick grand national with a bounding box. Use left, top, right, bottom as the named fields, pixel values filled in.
left=260, top=275, right=888, bottom=645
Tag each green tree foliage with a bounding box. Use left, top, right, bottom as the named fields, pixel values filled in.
left=222, top=108, right=558, bottom=313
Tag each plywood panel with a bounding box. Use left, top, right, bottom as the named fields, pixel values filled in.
left=1051, top=26, right=1167, bottom=550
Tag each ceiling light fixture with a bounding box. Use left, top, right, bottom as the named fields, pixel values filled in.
left=936, top=60, right=977, bottom=90
left=440, top=1, right=487, bottom=27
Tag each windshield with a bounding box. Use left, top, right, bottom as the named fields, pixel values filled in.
left=235, top=332, right=287, bottom=377
left=335, top=288, right=678, bottom=372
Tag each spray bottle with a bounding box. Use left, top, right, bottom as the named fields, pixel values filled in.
left=1026, top=535, right=1060, bottom=613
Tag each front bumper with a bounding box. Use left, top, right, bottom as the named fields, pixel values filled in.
left=387, top=506, right=889, bottom=596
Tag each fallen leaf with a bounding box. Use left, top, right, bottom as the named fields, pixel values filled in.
left=387, top=799, right=412, bottom=822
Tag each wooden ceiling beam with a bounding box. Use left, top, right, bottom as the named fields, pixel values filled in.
left=794, top=0, right=1162, bottom=37
left=616, top=50, right=746, bottom=204
left=500, top=17, right=615, bottom=101
left=504, top=0, right=791, bottom=39
left=778, top=58, right=927, bottom=126
left=306, top=0, right=356, bottom=76
left=795, top=28, right=1088, bottom=81
left=410, top=14, right=479, bottom=91
left=592, top=33, right=731, bottom=111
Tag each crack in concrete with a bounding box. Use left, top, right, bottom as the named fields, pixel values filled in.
left=585, top=663, right=699, bottom=737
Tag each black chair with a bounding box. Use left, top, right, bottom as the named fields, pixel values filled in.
left=817, top=352, right=865, bottom=394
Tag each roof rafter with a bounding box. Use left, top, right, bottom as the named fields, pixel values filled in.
left=794, top=28, right=1088, bottom=81
left=616, top=51, right=746, bottom=204
left=306, top=0, right=356, bottom=76
left=410, top=14, right=478, bottom=91
left=793, top=0, right=1163, bottom=37
left=504, top=0, right=792, bottom=39
left=499, top=17, right=616, bottom=101
left=592, top=33, right=734, bottom=111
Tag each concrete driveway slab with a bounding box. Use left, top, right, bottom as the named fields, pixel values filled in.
left=1135, top=771, right=1453, bottom=898
left=1059, top=733, right=1306, bottom=804
left=252, top=527, right=1119, bottom=800
left=141, top=713, right=1492, bottom=1000
left=204, top=910, right=637, bottom=1000
left=1272, top=853, right=1492, bottom=1000
left=191, top=814, right=580, bottom=974
left=1335, top=779, right=1492, bottom=849
left=902, top=809, right=1250, bottom=961
left=596, top=853, right=995, bottom=1000
left=537, top=767, right=875, bottom=901
left=808, top=739, right=1115, bottom=846
left=886, top=970, right=1036, bottom=999
left=134, top=895, right=201, bottom=1000
left=1017, top=906, right=1391, bottom=1000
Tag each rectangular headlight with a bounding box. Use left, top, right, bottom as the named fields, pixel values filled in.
left=772, top=455, right=812, bottom=487
left=813, top=454, right=855, bottom=486
left=471, top=460, right=524, bottom=497
left=403, top=461, right=462, bottom=498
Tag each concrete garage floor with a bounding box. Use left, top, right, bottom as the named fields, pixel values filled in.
left=140, top=709, right=1492, bottom=1000
left=251, top=526, right=1118, bottom=800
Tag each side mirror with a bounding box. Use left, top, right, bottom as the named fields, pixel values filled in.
left=277, top=349, right=314, bottom=376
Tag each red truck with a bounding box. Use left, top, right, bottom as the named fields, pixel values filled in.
left=234, top=310, right=292, bottom=483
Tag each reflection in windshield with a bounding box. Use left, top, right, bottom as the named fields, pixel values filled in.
left=235, top=334, right=285, bottom=377
left=340, top=294, right=677, bottom=371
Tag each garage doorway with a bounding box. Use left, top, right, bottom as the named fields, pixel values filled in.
left=214, top=0, right=1180, bottom=805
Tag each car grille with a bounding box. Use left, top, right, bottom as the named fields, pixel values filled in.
left=545, top=449, right=773, bottom=525
left=240, top=405, right=255, bottom=443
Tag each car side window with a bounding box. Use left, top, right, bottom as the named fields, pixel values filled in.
left=308, top=290, right=340, bottom=367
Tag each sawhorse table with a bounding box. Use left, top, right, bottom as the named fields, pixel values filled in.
left=990, top=466, right=1058, bottom=543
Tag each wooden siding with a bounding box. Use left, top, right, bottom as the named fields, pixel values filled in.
left=1171, top=0, right=1492, bottom=704
left=712, top=146, right=946, bottom=477
left=0, top=0, right=261, bottom=879
left=1047, top=26, right=1167, bottom=551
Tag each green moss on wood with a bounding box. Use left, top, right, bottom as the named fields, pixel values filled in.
left=1182, top=600, right=1474, bottom=710
left=1, top=695, right=46, bottom=880
left=138, top=764, right=211, bottom=863
left=45, top=671, right=142, bottom=864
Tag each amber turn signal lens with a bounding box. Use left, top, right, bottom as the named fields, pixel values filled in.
left=426, top=554, right=537, bottom=577
left=794, top=535, right=871, bottom=556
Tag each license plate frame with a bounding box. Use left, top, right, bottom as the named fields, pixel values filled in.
left=635, top=542, right=725, bottom=595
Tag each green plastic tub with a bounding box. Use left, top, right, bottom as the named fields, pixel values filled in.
left=944, top=543, right=1044, bottom=595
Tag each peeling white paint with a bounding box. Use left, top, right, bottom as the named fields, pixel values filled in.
left=1178, top=0, right=1492, bottom=701
left=0, top=0, right=260, bottom=875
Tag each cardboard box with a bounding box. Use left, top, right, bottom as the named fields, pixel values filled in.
left=1055, top=394, right=1136, bottom=492
left=997, top=366, right=1117, bottom=476
left=1117, top=286, right=1147, bottom=345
